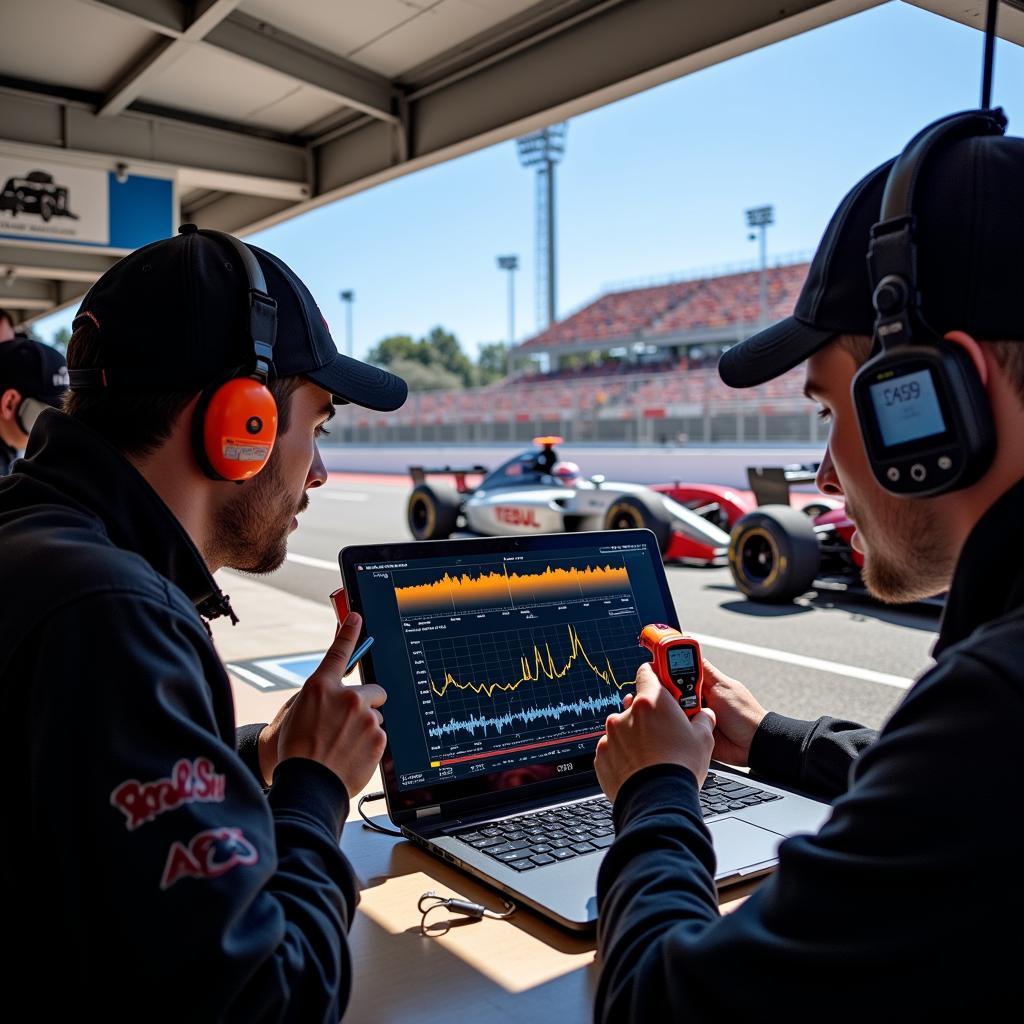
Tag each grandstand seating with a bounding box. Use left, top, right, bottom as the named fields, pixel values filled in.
left=337, top=259, right=812, bottom=432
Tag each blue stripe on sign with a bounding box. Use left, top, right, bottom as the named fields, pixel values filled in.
left=108, top=173, right=174, bottom=249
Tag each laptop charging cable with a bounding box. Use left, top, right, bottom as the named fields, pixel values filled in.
left=418, top=891, right=516, bottom=937
left=356, top=791, right=403, bottom=837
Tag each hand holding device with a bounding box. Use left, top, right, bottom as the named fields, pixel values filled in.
left=638, top=624, right=704, bottom=717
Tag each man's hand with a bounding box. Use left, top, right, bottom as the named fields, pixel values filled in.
left=595, top=664, right=716, bottom=802
left=276, top=612, right=388, bottom=798
left=701, top=658, right=768, bottom=767
left=257, top=692, right=298, bottom=787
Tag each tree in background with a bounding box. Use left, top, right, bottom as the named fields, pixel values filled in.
left=476, top=341, right=509, bottom=386
left=368, top=326, right=479, bottom=390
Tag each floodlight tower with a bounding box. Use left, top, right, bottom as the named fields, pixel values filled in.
left=496, top=255, right=519, bottom=345
left=746, top=205, right=774, bottom=332
left=517, top=123, right=567, bottom=330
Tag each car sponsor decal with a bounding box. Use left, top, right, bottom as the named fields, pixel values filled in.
left=494, top=506, right=541, bottom=527
left=110, top=758, right=227, bottom=831
left=160, top=827, right=258, bottom=889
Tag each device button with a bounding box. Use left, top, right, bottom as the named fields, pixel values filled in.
left=886, top=466, right=901, bottom=482
left=937, top=455, right=952, bottom=471
left=910, top=464, right=927, bottom=482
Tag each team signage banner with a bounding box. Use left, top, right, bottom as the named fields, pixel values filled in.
left=0, top=154, right=174, bottom=251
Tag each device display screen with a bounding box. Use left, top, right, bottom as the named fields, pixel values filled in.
left=667, top=646, right=695, bottom=672
left=348, top=536, right=672, bottom=794
left=869, top=368, right=946, bottom=447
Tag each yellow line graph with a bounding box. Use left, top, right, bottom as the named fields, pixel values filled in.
left=430, top=623, right=631, bottom=699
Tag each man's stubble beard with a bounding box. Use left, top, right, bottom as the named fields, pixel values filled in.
left=858, top=496, right=955, bottom=604
left=212, top=454, right=305, bottom=575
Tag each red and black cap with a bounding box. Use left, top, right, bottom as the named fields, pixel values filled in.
left=719, top=125, right=1024, bottom=388
left=70, top=224, right=407, bottom=412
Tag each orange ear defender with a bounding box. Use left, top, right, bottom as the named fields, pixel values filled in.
left=194, top=374, right=278, bottom=482
left=191, top=230, right=280, bottom=483
left=638, top=623, right=704, bottom=718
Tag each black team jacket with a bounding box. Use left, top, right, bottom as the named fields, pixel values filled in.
left=0, top=410, right=357, bottom=1022
left=596, top=476, right=1024, bottom=1020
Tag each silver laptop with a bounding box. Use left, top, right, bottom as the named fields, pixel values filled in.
left=341, top=529, right=830, bottom=931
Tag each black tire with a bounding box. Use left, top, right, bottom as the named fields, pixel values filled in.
left=603, top=492, right=673, bottom=554
left=729, top=504, right=820, bottom=603
left=40, top=197, right=54, bottom=222
left=407, top=482, right=462, bottom=540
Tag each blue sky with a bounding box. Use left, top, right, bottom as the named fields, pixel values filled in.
left=37, top=1, right=1024, bottom=360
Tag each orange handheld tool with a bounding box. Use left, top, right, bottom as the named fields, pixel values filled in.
left=638, top=624, right=704, bottom=717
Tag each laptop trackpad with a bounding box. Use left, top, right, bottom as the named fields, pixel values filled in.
left=708, top=817, right=784, bottom=877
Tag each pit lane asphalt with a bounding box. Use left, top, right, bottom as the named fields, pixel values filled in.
left=225, top=475, right=942, bottom=731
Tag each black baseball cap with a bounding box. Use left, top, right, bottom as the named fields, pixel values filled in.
left=719, top=128, right=1024, bottom=388
left=72, top=225, right=407, bottom=412
left=0, top=338, right=69, bottom=406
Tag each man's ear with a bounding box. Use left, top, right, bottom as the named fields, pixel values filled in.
left=0, top=388, right=21, bottom=421
left=944, top=330, right=988, bottom=385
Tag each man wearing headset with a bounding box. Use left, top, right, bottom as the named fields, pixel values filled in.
left=594, top=112, right=1024, bottom=1017
left=0, top=336, right=68, bottom=475
left=0, top=225, right=407, bottom=1020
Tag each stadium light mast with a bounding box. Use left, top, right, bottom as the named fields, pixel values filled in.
left=746, top=205, right=774, bottom=332
left=496, top=255, right=519, bottom=345
left=517, top=124, right=567, bottom=330
left=339, top=289, right=355, bottom=357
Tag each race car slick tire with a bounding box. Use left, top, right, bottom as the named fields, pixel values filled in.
left=407, top=483, right=461, bottom=540
left=729, top=504, right=820, bottom=603
left=603, top=493, right=673, bottom=554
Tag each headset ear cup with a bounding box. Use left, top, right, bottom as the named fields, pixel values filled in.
left=194, top=377, right=278, bottom=482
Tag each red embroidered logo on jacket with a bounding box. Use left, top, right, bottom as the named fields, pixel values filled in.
left=160, top=827, right=259, bottom=889
left=110, top=758, right=227, bottom=831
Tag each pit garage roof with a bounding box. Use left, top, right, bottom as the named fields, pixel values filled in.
left=1, top=0, right=1021, bottom=325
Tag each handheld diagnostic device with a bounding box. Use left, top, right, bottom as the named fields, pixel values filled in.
left=639, top=623, right=703, bottom=717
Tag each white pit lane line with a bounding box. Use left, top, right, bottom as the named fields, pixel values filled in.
left=281, top=551, right=918, bottom=691
left=691, top=633, right=915, bottom=691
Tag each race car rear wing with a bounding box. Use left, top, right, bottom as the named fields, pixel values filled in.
left=747, top=463, right=820, bottom=507
left=409, top=464, right=489, bottom=493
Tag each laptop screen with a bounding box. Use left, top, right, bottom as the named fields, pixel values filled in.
left=341, top=530, right=678, bottom=815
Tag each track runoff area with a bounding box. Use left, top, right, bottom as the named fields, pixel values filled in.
left=237, top=471, right=940, bottom=732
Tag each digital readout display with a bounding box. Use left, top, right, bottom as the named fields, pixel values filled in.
left=869, top=368, right=946, bottom=447
left=668, top=645, right=696, bottom=672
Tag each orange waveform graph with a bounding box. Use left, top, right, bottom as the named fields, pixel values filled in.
left=429, top=622, right=632, bottom=699
left=395, top=562, right=630, bottom=615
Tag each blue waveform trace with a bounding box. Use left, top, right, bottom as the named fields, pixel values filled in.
left=428, top=691, right=624, bottom=739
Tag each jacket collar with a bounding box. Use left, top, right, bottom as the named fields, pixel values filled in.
left=20, top=409, right=237, bottom=623
left=934, top=475, right=1024, bottom=656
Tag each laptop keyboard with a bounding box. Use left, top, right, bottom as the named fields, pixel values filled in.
left=453, top=772, right=782, bottom=872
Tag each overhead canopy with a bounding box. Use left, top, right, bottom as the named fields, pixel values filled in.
left=1, top=0, right=1021, bottom=324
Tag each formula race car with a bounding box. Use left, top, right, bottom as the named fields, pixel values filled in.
left=725, top=465, right=862, bottom=603
left=406, top=437, right=732, bottom=565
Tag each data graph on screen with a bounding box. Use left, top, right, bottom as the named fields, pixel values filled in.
left=417, top=617, right=641, bottom=745
left=353, top=543, right=667, bottom=787
left=394, top=561, right=629, bottom=616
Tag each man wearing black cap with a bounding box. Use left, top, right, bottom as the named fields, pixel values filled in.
left=593, top=115, right=1024, bottom=1018
left=0, top=226, right=407, bottom=1019
left=0, top=336, right=68, bottom=474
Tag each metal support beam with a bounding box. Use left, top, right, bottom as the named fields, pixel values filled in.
left=99, top=0, right=244, bottom=118
left=206, top=14, right=400, bottom=124
left=0, top=245, right=121, bottom=283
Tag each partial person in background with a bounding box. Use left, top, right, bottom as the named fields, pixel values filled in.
left=0, top=307, right=17, bottom=342
left=0, top=336, right=68, bottom=475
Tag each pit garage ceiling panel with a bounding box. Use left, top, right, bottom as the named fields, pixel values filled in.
left=1, top=0, right=1019, bottom=324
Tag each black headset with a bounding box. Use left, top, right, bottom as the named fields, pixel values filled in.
left=853, top=108, right=1007, bottom=498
